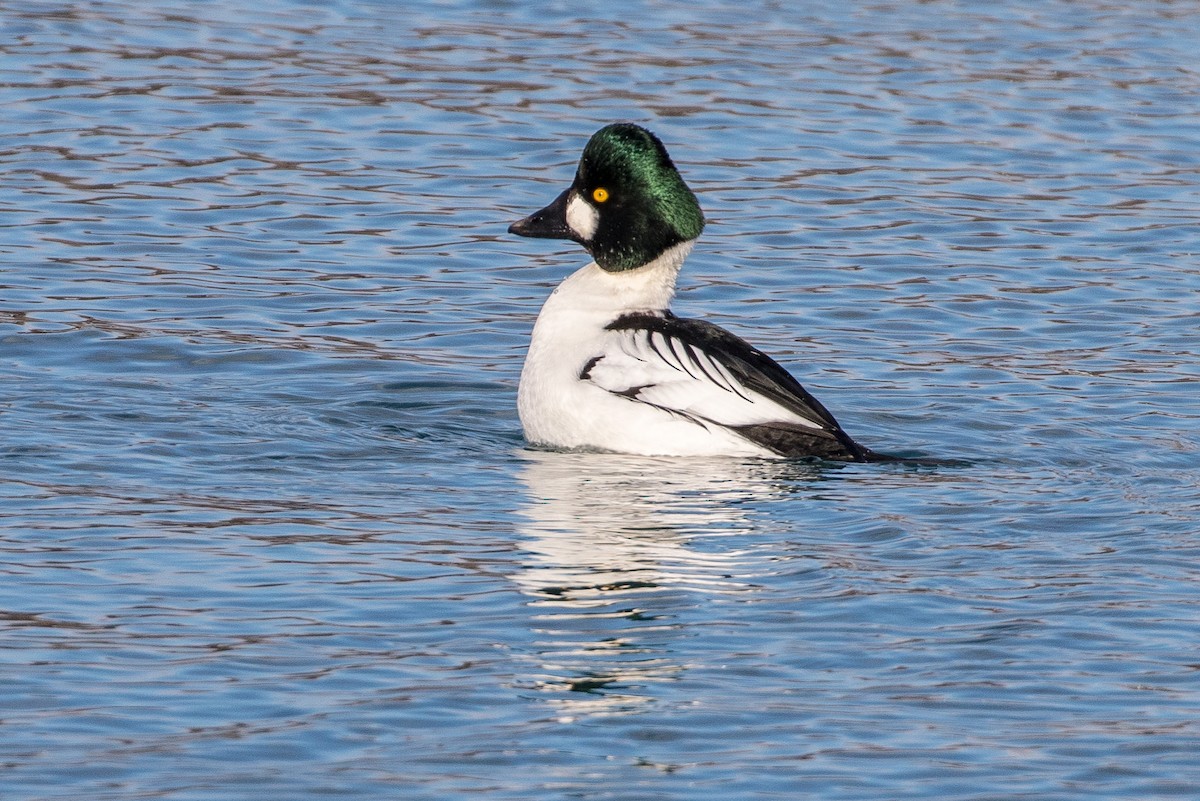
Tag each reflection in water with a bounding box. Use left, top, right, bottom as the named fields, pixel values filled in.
left=513, top=451, right=801, bottom=718
left=515, top=451, right=775, bottom=595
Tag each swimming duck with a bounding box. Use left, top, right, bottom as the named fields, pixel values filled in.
left=508, top=123, right=882, bottom=461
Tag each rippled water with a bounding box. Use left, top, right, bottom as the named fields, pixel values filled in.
left=2, top=1, right=1199, bottom=798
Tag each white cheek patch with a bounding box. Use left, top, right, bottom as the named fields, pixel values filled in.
left=565, top=193, right=599, bottom=242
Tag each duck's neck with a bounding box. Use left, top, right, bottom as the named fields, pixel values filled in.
left=543, top=240, right=695, bottom=320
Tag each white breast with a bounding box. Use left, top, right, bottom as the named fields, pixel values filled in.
left=517, top=242, right=777, bottom=457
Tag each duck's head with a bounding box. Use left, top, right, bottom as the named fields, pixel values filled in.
left=509, top=123, right=705, bottom=273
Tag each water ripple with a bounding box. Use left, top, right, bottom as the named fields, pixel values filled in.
left=3, top=1, right=1199, bottom=799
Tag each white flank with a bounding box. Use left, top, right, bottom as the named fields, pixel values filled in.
left=517, top=241, right=782, bottom=457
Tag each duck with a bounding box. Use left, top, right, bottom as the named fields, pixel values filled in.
left=508, top=123, right=885, bottom=461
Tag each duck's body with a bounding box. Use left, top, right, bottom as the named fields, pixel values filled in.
left=518, top=242, right=776, bottom=457
left=509, top=123, right=879, bottom=461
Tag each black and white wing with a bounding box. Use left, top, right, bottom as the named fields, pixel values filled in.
left=583, top=312, right=871, bottom=461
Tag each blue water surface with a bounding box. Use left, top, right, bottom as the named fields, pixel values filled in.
left=2, top=1, right=1199, bottom=799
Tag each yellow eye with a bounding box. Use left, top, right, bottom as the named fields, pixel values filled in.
left=592, top=187, right=609, bottom=203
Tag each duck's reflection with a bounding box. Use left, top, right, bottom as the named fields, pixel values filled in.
left=513, top=450, right=809, bottom=719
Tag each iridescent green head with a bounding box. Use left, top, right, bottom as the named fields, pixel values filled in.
left=509, top=124, right=706, bottom=272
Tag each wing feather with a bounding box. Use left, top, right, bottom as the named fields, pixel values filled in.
left=584, top=312, right=870, bottom=460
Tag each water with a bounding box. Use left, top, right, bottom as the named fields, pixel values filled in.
left=2, top=1, right=1199, bottom=798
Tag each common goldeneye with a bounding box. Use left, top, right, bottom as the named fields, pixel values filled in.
left=508, top=123, right=883, bottom=461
